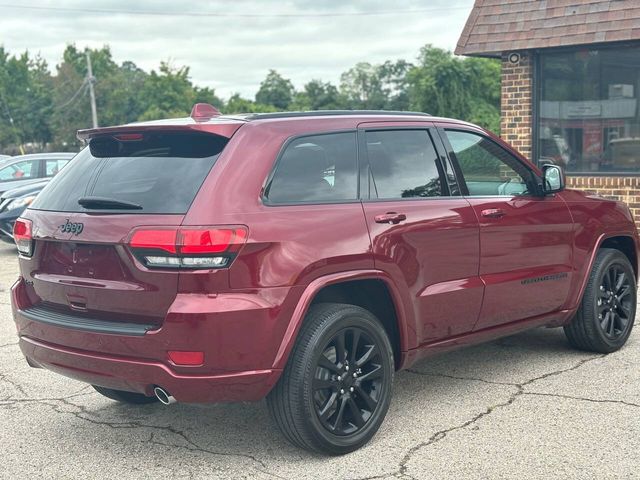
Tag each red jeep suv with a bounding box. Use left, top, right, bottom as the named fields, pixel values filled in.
left=11, top=106, right=638, bottom=454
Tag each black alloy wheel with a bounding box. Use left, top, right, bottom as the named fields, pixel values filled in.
left=313, top=327, right=384, bottom=436
left=596, top=263, right=634, bottom=339
left=565, top=248, right=636, bottom=353
left=267, top=303, right=394, bottom=455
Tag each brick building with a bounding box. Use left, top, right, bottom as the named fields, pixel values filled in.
left=456, top=0, right=640, bottom=221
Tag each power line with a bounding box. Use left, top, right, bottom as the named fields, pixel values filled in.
left=56, top=79, right=89, bottom=110
left=0, top=3, right=471, bottom=18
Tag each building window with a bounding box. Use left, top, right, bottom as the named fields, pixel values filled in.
left=537, top=46, right=640, bottom=174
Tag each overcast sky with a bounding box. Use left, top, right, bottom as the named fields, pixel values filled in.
left=0, top=0, right=474, bottom=99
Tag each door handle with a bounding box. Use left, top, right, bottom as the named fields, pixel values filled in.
left=374, top=212, right=407, bottom=224
left=481, top=208, right=506, bottom=219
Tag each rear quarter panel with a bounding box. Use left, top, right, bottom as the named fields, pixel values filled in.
left=182, top=119, right=379, bottom=370
left=184, top=118, right=375, bottom=289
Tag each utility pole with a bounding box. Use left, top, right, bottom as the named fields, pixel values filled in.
left=85, top=51, right=98, bottom=128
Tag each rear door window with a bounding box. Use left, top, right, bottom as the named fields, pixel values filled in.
left=264, top=132, right=358, bottom=204
left=365, top=129, right=444, bottom=199
left=31, top=132, right=228, bottom=214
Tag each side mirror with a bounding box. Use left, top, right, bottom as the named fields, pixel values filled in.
left=542, top=164, right=564, bottom=194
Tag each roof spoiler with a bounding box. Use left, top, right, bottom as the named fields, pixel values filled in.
left=77, top=103, right=239, bottom=142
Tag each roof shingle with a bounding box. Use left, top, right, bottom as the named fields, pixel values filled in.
left=455, top=0, right=640, bottom=56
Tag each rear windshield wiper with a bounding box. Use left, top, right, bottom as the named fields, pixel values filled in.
left=78, top=196, right=143, bottom=210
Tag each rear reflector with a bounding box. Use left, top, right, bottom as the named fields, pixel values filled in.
left=168, top=350, right=204, bottom=366
left=13, top=218, right=33, bottom=256
left=128, top=226, right=248, bottom=270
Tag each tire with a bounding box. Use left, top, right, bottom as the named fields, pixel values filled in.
left=564, top=248, right=636, bottom=353
left=267, top=303, right=394, bottom=455
left=92, top=385, right=159, bottom=404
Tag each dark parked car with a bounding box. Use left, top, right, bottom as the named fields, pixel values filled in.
left=0, top=179, right=49, bottom=242
left=0, top=152, right=75, bottom=195
left=11, top=105, right=638, bottom=454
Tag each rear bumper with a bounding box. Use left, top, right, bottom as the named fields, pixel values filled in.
left=19, top=335, right=280, bottom=403
left=12, top=277, right=301, bottom=403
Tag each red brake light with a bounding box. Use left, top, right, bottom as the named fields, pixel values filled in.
left=129, top=229, right=177, bottom=254
left=179, top=228, right=246, bottom=254
left=168, top=350, right=204, bottom=366
left=13, top=218, right=33, bottom=256
left=128, top=226, right=248, bottom=269
left=114, top=133, right=144, bottom=141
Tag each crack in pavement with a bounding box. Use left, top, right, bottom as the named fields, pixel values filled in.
left=0, top=379, right=286, bottom=478
left=405, top=370, right=514, bottom=387
left=0, top=372, right=29, bottom=398
left=351, top=354, right=606, bottom=480
left=0, top=341, right=18, bottom=349
left=0, top=386, right=93, bottom=406
left=23, top=395, right=285, bottom=479
left=523, top=391, right=640, bottom=408
left=407, top=370, right=640, bottom=409
left=148, top=432, right=289, bottom=480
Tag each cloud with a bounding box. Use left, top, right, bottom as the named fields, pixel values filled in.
left=0, top=0, right=473, bottom=99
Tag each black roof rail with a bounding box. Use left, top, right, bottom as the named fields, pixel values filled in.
left=236, top=110, right=431, bottom=121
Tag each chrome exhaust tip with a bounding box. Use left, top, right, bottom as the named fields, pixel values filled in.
left=153, top=386, right=176, bottom=405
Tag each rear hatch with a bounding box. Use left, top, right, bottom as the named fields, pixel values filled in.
left=18, top=130, right=231, bottom=329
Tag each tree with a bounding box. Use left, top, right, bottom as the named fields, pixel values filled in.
left=291, top=79, right=343, bottom=111
left=138, top=63, right=197, bottom=120
left=50, top=45, right=126, bottom=147
left=0, top=42, right=503, bottom=151
left=406, top=45, right=500, bottom=133
left=339, top=62, right=386, bottom=109
left=49, top=47, right=223, bottom=146
left=377, top=60, right=413, bottom=111
left=339, top=60, right=414, bottom=111
left=0, top=48, right=53, bottom=151
left=223, top=93, right=278, bottom=114
left=255, top=70, right=294, bottom=109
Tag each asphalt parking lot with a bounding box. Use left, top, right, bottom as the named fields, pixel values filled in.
left=0, top=242, right=638, bottom=480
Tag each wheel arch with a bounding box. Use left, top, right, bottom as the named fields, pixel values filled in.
left=600, top=235, right=638, bottom=279
left=271, top=270, right=413, bottom=372
left=571, top=232, right=639, bottom=312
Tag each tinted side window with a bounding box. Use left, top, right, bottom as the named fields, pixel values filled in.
left=366, top=129, right=442, bottom=199
left=0, top=160, right=38, bottom=181
left=265, top=132, right=357, bottom=204
left=445, top=130, right=532, bottom=196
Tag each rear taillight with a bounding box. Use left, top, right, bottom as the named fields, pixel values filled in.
left=13, top=218, right=33, bottom=257
left=128, top=226, right=248, bottom=269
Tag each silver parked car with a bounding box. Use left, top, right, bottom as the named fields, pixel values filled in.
left=0, top=152, right=76, bottom=195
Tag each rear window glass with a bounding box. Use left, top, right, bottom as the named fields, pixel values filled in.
left=264, top=132, right=357, bottom=204
left=31, top=132, right=227, bottom=214
left=366, top=129, right=443, bottom=199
